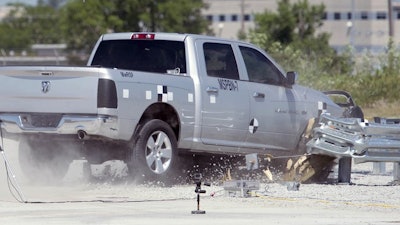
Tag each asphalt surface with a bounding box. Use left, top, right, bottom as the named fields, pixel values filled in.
left=1, top=138, right=400, bottom=225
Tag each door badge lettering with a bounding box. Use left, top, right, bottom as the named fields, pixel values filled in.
left=217, top=78, right=238, bottom=91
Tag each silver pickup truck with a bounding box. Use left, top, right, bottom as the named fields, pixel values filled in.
left=0, top=32, right=393, bottom=184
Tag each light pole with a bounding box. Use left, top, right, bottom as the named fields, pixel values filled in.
left=349, top=0, right=355, bottom=50
left=218, top=23, right=224, bottom=37
left=388, top=0, right=394, bottom=38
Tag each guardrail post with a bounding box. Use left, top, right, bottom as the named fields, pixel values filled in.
left=394, top=163, right=400, bottom=181
left=372, top=162, right=386, bottom=175
left=338, top=157, right=352, bottom=183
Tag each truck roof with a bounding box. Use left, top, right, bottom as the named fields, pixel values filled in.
left=101, top=32, right=188, bottom=42
left=100, top=32, right=250, bottom=45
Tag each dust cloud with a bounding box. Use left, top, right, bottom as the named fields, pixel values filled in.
left=0, top=136, right=128, bottom=202
left=0, top=137, right=27, bottom=202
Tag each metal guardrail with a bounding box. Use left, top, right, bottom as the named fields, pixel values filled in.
left=307, top=113, right=400, bottom=163
left=372, top=117, right=400, bottom=181
left=307, top=114, right=400, bottom=182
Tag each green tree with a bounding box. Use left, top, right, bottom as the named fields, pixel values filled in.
left=0, top=4, right=30, bottom=51
left=60, top=0, right=210, bottom=56
left=253, top=0, right=328, bottom=53
left=59, top=0, right=123, bottom=54
left=0, top=3, right=62, bottom=52
left=0, top=0, right=209, bottom=62
left=253, top=0, right=296, bottom=45
left=249, top=0, right=351, bottom=85
left=145, top=0, right=209, bottom=33
left=38, top=0, right=66, bottom=9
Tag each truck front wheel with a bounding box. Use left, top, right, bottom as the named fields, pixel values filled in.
left=128, top=119, right=184, bottom=184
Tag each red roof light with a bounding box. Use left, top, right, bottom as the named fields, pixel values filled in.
left=131, top=33, right=155, bottom=40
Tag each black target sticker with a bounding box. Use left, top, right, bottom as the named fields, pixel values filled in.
left=249, top=118, right=259, bottom=134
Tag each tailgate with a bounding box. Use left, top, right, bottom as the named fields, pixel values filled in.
left=0, top=67, right=100, bottom=114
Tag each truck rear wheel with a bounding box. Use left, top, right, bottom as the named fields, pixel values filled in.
left=18, top=136, right=78, bottom=182
left=128, top=119, right=184, bottom=184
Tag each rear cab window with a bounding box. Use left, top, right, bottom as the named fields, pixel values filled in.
left=91, top=40, right=186, bottom=75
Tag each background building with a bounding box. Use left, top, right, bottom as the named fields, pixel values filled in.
left=203, top=0, right=400, bottom=53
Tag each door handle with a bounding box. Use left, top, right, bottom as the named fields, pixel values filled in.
left=206, top=87, right=219, bottom=93
left=253, top=92, right=265, bottom=98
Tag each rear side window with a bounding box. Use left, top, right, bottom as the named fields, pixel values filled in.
left=203, top=43, right=239, bottom=80
left=239, top=46, right=284, bottom=85
left=91, top=40, right=186, bottom=74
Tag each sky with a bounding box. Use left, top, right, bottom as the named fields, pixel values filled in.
left=0, top=0, right=37, bottom=6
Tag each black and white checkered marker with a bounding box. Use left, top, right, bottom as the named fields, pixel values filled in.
left=157, top=85, right=168, bottom=102
left=318, top=101, right=327, bottom=116
left=249, top=118, right=259, bottom=134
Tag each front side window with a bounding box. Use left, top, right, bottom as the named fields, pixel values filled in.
left=239, top=46, right=284, bottom=85
left=91, top=40, right=186, bottom=74
left=203, top=43, right=239, bottom=80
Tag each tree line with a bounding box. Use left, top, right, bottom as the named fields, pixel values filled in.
left=246, top=0, right=400, bottom=108
left=0, top=0, right=210, bottom=57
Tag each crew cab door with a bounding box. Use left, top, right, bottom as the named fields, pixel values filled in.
left=239, top=45, right=306, bottom=151
left=197, top=41, right=250, bottom=148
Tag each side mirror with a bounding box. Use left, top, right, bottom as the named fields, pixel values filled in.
left=286, top=71, right=298, bottom=86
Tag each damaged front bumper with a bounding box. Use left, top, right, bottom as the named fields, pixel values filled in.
left=306, top=113, right=400, bottom=163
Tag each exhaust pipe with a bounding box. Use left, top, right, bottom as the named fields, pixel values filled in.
left=77, top=130, right=88, bottom=140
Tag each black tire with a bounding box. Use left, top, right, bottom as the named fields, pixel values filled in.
left=268, top=154, right=335, bottom=183
left=128, top=119, right=184, bottom=184
left=285, top=118, right=335, bottom=183
left=299, top=155, right=336, bottom=183
left=18, top=136, right=78, bottom=182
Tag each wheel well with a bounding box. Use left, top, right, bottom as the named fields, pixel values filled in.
left=136, top=103, right=180, bottom=140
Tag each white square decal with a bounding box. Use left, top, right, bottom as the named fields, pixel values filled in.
left=168, top=92, right=173, bottom=101
left=188, top=93, right=193, bottom=102
left=210, top=95, right=216, bottom=104
left=122, top=89, right=129, bottom=99
left=146, top=91, right=152, bottom=100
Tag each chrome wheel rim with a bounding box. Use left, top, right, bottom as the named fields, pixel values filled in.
left=145, top=130, right=172, bottom=174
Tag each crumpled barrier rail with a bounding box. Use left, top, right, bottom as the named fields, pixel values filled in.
left=307, top=113, right=400, bottom=163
